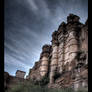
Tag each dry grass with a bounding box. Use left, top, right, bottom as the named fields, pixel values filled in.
left=5, top=80, right=88, bottom=92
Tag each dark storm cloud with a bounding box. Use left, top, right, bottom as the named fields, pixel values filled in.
left=5, top=0, right=88, bottom=76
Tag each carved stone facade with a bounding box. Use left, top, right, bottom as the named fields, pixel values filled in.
left=28, top=14, right=88, bottom=90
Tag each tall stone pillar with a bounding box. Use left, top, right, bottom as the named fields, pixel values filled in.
left=50, top=31, right=58, bottom=84
left=40, top=45, right=51, bottom=77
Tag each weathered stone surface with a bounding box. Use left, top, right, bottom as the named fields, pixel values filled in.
left=28, top=45, right=52, bottom=81
left=28, top=61, right=42, bottom=81
left=27, top=14, right=88, bottom=91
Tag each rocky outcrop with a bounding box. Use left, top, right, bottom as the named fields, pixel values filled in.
left=27, top=14, right=88, bottom=91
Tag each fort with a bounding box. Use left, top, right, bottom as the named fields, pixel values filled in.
left=4, top=14, right=88, bottom=91
left=27, top=14, right=88, bottom=90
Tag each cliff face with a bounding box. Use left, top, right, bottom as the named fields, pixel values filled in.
left=27, top=14, right=88, bottom=90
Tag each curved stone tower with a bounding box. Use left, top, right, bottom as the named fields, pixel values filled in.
left=64, top=14, right=81, bottom=71
left=40, top=45, right=52, bottom=77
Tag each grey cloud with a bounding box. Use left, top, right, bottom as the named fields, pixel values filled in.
left=5, top=0, right=88, bottom=76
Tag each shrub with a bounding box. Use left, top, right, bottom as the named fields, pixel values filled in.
left=38, top=75, right=49, bottom=86
left=6, top=81, right=88, bottom=92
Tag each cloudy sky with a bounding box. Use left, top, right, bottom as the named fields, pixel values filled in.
left=4, top=0, right=88, bottom=76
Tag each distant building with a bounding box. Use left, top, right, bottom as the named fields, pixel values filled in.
left=16, top=70, right=26, bottom=79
